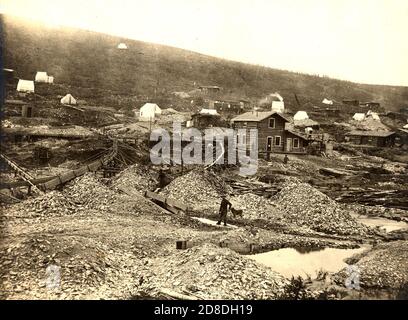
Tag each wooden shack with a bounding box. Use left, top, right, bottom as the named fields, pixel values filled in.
left=345, top=130, right=396, bottom=147
left=231, top=111, right=309, bottom=155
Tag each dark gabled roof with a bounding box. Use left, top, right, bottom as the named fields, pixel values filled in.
left=345, top=130, right=395, bottom=137
left=231, top=111, right=291, bottom=122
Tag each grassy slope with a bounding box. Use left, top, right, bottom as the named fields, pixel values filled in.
left=2, top=14, right=408, bottom=111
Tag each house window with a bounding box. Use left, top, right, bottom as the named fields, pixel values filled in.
left=274, top=136, right=281, bottom=146
left=268, top=118, right=275, bottom=128
left=293, top=138, right=299, bottom=148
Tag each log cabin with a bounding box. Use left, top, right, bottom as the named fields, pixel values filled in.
left=231, top=111, right=310, bottom=155
left=344, top=130, right=396, bottom=147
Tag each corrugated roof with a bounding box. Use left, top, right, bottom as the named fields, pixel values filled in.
left=345, top=130, right=395, bottom=137
left=231, top=111, right=290, bottom=122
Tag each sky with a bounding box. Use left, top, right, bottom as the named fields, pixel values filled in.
left=1, top=0, right=407, bottom=86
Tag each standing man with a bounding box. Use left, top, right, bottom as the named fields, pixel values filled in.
left=217, top=195, right=232, bottom=226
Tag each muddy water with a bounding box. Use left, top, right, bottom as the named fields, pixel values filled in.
left=250, top=245, right=370, bottom=279
left=351, top=214, right=408, bottom=232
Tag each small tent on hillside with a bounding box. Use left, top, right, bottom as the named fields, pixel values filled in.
left=199, top=108, right=219, bottom=115
left=322, top=98, right=333, bottom=105
left=17, top=80, right=35, bottom=93
left=270, top=92, right=285, bottom=112
left=294, top=111, right=309, bottom=121
left=271, top=101, right=285, bottom=112
left=139, top=103, right=162, bottom=121
left=60, top=94, right=77, bottom=105
left=353, top=113, right=365, bottom=121
left=117, top=43, right=128, bottom=49
left=366, top=110, right=380, bottom=121
left=403, top=123, right=408, bottom=129
left=35, top=72, right=48, bottom=82
left=35, top=72, right=54, bottom=83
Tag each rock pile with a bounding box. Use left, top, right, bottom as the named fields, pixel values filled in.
left=334, top=241, right=408, bottom=294
left=161, top=169, right=232, bottom=212
left=230, top=193, right=277, bottom=219
left=6, top=173, right=138, bottom=218
left=64, top=173, right=119, bottom=211
left=0, top=234, right=138, bottom=299
left=140, top=243, right=287, bottom=299
left=271, top=178, right=369, bottom=236
left=112, top=164, right=156, bottom=193
left=7, top=190, right=77, bottom=218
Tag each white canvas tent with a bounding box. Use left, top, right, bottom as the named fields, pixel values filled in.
left=139, top=103, right=162, bottom=121
left=294, top=111, right=309, bottom=121
left=404, top=123, right=408, bottom=129
left=353, top=113, right=365, bottom=121
left=322, top=98, right=333, bottom=105
left=117, top=43, right=128, bottom=49
left=17, top=80, right=35, bottom=93
left=366, top=110, right=380, bottom=121
left=60, top=94, right=77, bottom=105
left=271, top=101, right=285, bottom=112
left=35, top=72, right=49, bottom=82
left=199, top=108, right=219, bottom=115
left=35, top=72, right=54, bottom=83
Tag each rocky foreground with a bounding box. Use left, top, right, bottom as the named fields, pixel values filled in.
left=1, top=170, right=406, bottom=300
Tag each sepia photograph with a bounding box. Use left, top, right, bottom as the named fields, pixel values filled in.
left=0, top=0, right=407, bottom=305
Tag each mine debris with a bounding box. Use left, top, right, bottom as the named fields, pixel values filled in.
left=139, top=244, right=288, bottom=300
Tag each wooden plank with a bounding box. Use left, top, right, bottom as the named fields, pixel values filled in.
left=145, top=190, right=167, bottom=203
left=165, top=197, right=187, bottom=211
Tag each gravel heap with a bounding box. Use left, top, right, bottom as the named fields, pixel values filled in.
left=112, top=164, right=157, bottom=193
left=230, top=193, right=277, bottom=219
left=5, top=191, right=77, bottom=218
left=5, top=173, right=138, bottom=218
left=64, top=173, right=120, bottom=211
left=271, top=178, right=369, bottom=236
left=334, top=241, right=408, bottom=295
left=161, top=169, right=232, bottom=212
left=141, top=243, right=287, bottom=299
left=0, top=234, right=138, bottom=299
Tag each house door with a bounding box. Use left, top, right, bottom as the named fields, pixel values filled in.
left=266, top=137, right=273, bottom=152
left=286, top=138, right=292, bottom=152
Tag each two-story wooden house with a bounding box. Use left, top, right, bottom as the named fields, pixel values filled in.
left=231, top=111, right=309, bottom=155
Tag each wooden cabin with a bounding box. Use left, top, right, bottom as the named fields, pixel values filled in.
left=231, top=111, right=309, bottom=156
left=345, top=130, right=395, bottom=147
